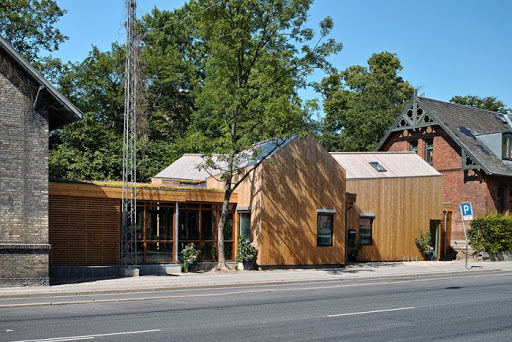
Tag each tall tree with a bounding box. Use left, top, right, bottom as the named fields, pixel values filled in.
left=450, top=95, right=509, bottom=114
left=189, top=0, right=342, bottom=270
left=0, top=0, right=68, bottom=64
left=318, top=52, right=414, bottom=152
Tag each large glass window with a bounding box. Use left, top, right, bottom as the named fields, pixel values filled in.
left=425, top=138, right=434, bottom=164
left=503, top=134, right=512, bottom=160
left=359, top=217, right=373, bottom=245
left=238, top=212, right=251, bottom=242
left=136, top=203, right=175, bottom=264
left=317, top=214, right=333, bottom=247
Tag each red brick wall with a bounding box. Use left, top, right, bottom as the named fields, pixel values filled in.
left=381, top=127, right=509, bottom=243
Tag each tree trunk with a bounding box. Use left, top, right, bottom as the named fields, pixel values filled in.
left=214, top=186, right=233, bottom=271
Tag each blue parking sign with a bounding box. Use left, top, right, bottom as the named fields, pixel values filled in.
left=460, top=202, right=473, bottom=221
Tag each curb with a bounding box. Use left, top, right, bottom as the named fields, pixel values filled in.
left=0, top=267, right=504, bottom=302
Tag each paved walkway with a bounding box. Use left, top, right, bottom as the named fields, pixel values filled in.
left=1, top=260, right=512, bottom=299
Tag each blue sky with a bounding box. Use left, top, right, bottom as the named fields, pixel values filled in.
left=52, top=0, right=512, bottom=110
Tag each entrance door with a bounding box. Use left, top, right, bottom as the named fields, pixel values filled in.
left=430, top=220, right=440, bottom=259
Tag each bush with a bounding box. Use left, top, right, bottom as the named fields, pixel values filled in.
left=415, top=229, right=432, bottom=254
left=469, top=213, right=512, bottom=253
left=236, top=237, right=256, bottom=262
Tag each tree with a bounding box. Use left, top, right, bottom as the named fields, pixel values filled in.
left=318, top=52, right=414, bottom=152
left=189, top=0, right=342, bottom=270
left=450, top=95, right=509, bottom=114
left=0, top=0, right=68, bottom=64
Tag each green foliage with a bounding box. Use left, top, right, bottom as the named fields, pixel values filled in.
left=0, top=0, right=68, bottom=64
left=188, top=0, right=341, bottom=265
left=317, top=52, right=414, bottom=152
left=236, top=237, right=256, bottom=262
left=415, top=229, right=433, bottom=254
left=450, top=95, right=509, bottom=114
left=469, top=213, right=512, bottom=254
left=182, top=242, right=199, bottom=273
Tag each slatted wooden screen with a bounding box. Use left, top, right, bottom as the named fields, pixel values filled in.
left=49, top=196, right=121, bottom=266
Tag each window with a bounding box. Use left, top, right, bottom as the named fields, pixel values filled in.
left=498, top=186, right=505, bottom=213
left=238, top=212, right=251, bottom=242
left=359, top=217, right=373, bottom=245
left=502, top=134, right=512, bottom=160
left=425, top=138, right=433, bottom=164
left=369, top=162, right=387, bottom=172
left=317, top=214, right=333, bottom=247
left=409, top=140, right=418, bottom=153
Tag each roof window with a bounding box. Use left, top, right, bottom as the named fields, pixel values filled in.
left=369, top=162, right=387, bottom=172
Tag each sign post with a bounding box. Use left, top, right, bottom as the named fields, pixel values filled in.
left=460, top=202, right=474, bottom=270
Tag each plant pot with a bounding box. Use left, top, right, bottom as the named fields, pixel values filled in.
left=424, top=252, right=433, bottom=261
left=237, top=262, right=244, bottom=270
left=185, top=260, right=198, bottom=272
left=243, top=258, right=253, bottom=270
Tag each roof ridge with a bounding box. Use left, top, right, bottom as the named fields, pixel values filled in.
left=330, top=151, right=416, bottom=155
left=418, top=96, right=507, bottom=115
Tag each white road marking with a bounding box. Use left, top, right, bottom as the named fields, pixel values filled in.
left=11, top=329, right=161, bottom=342
left=327, top=306, right=416, bottom=317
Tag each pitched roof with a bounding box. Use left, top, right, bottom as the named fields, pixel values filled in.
left=377, top=96, right=512, bottom=176
left=0, top=35, right=83, bottom=129
left=330, top=151, right=441, bottom=180
left=153, top=136, right=296, bottom=181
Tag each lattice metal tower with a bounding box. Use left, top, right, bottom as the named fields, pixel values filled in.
left=121, top=0, right=138, bottom=266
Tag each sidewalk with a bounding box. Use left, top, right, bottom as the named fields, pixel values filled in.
left=1, top=260, right=511, bottom=299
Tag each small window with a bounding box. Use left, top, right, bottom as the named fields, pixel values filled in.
left=238, top=212, right=251, bottom=242
left=359, top=217, right=373, bottom=245
left=498, top=186, right=505, bottom=213
left=425, top=138, right=434, bottom=164
left=502, top=134, right=512, bottom=160
left=317, top=214, right=333, bottom=247
left=369, top=162, right=387, bottom=172
left=409, top=140, right=418, bottom=153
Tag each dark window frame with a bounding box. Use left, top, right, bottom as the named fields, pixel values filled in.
left=359, top=217, right=373, bottom=246
left=502, top=134, right=512, bottom=160
left=425, top=138, right=434, bottom=164
left=317, top=213, right=334, bottom=247
left=409, top=139, right=418, bottom=153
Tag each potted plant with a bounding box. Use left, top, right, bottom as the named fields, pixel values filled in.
left=415, top=229, right=434, bottom=261
left=182, top=243, right=199, bottom=273
left=348, top=238, right=363, bottom=262
left=236, top=237, right=256, bottom=270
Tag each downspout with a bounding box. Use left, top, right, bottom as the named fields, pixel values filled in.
left=443, top=208, right=448, bottom=260
left=345, top=203, right=354, bottom=262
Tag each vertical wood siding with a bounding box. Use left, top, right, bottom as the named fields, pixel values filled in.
left=347, top=176, right=443, bottom=261
left=258, top=135, right=346, bottom=266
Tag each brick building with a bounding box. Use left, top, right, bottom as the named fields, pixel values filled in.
left=0, top=36, right=82, bottom=286
left=377, top=96, right=512, bottom=257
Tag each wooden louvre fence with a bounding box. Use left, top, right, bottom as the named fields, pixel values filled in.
left=49, top=196, right=121, bottom=266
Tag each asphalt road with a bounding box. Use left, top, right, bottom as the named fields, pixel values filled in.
left=1, top=271, right=511, bottom=342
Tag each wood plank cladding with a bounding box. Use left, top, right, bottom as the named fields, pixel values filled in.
left=346, top=176, right=443, bottom=261
left=49, top=196, right=120, bottom=266
left=258, top=135, right=346, bottom=266
left=49, top=182, right=238, bottom=203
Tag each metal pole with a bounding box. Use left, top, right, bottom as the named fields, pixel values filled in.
left=443, top=209, right=448, bottom=259
left=462, top=219, right=468, bottom=270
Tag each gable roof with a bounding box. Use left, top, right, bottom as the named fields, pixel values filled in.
left=0, top=36, right=83, bottom=129
left=153, top=136, right=296, bottom=181
left=330, top=151, right=441, bottom=180
left=377, top=96, right=512, bottom=177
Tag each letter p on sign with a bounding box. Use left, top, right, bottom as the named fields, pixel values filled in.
left=460, top=202, right=473, bottom=221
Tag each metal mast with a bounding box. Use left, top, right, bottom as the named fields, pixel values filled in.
left=121, top=0, right=138, bottom=266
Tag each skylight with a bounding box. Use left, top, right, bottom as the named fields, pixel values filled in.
left=369, top=162, right=387, bottom=172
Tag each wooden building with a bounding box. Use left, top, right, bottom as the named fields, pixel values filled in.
left=331, top=152, right=445, bottom=261
left=49, top=182, right=237, bottom=266
left=155, top=135, right=347, bottom=266
left=377, top=96, right=512, bottom=257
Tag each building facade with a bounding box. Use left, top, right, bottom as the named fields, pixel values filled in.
left=378, top=96, right=512, bottom=257
left=0, top=37, right=82, bottom=286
